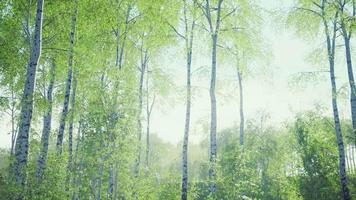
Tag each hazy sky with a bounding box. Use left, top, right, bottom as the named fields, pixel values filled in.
left=148, top=0, right=355, bottom=145
left=0, top=0, right=355, bottom=148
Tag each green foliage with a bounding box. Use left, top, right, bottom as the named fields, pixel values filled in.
left=287, top=6, right=322, bottom=39
left=213, top=123, right=294, bottom=199
left=1, top=0, right=355, bottom=199
left=293, top=112, right=341, bottom=200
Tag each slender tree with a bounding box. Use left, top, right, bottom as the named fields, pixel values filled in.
left=115, top=0, right=123, bottom=68
left=213, top=0, right=264, bottom=147
left=335, top=0, right=356, bottom=144
left=201, top=0, right=224, bottom=194
left=322, top=8, right=351, bottom=200
left=135, top=44, right=148, bottom=176
left=115, top=1, right=132, bottom=69
left=237, top=68, right=244, bottom=145
left=35, top=58, right=56, bottom=182
left=9, top=83, right=18, bottom=156
left=13, top=0, right=44, bottom=186
left=289, top=1, right=351, bottom=198
left=65, top=70, right=78, bottom=195
left=179, top=0, right=196, bottom=199
left=68, top=72, right=78, bottom=169
left=118, top=5, right=131, bottom=69
left=145, top=65, right=156, bottom=169
left=57, top=0, right=78, bottom=154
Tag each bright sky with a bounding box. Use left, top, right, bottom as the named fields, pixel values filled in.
left=149, top=0, right=355, bottom=145
left=0, top=0, right=355, bottom=148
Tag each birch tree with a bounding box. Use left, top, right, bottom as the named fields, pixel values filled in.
left=220, top=0, right=266, bottom=146
left=35, top=58, right=56, bottom=182
left=288, top=1, right=351, bottom=198
left=144, top=64, right=156, bottom=170
left=56, top=0, right=78, bottom=154
left=179, top=1, right=197, bottom=199
left=334, top=0, right=356, bottom=144
left=13, top=0, right=44, bottom=187
left=133, top=0, right=179, bottom=177
left=199, top=0, right=224, bottom=194
left=136, top=43, right=148, bottom=176
left=195, top=0, right=241, bottom=194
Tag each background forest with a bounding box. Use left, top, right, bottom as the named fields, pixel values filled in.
left=0, top=0, right=356, bottom=199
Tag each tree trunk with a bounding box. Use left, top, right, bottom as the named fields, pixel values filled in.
left=205, top=0, right=223, bottom=195
left=57, top=0, right=78, bottom=154
left=72, top=119, right=82, bottom=200
left=329, top=56, right=351, bottom=200
left=108, top=162, right=119, bottom=200
left=118, top=5, right=131, bottom=69
left=135, top=49, right=148, bottom=175
left=323, top=13, right=351, bottom=200
left=181, top=6, right=195, bottom=198
left=209, top=33, right=218, bottom=195
left=351, top=145, right=356, bottom=173
left=237, top=70, right=244, bottom=145
left=68, top=73, right=78, bottom=169
left=145, top=70, right=156, bottom=171
left=145, top=64, right=151, bottom=170
left=113, top=162, right=119, bottom=200
left=346, top=146, right=351, bottom=172
left=35, top=58, right=56, bottom=181
left=106, top=110, right=119, bottom=200
left=10, top=84, right=17, bottom=156
left=181, top=49, right=192, bottom=200
left=66, top=72, right=77, bottom=195
left=342, top=33, right=356, bottom=145
left=97, top=164, right=104, bottom=200
left=145, top=103, right=150, bottom=170
left=14, top=0, right=44, bottom=186
left=107, top=166, right=114, bottom=200
left=115, top=1, right=121, bottom=68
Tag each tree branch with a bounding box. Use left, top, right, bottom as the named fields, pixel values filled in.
left=295, top=7, right=322, bottom=18
left=167, top=22, right=186, bottom=40
left=221, top=6, right=238, bottom=21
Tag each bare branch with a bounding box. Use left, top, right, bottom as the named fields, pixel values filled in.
left=312, top=1, right=323, bottom=9
left=215, top=0, right=224, bottom=33
left=167, top=22, right=186, bottom=40
left=112, top=26, right=118, bottom=36
left=204, top=0, right=214, bottom=32
left=295, top=7, right=322, bottom=18
left=148, top=94, right=156, bottom=116
left=195, top=23, right=210, bottom=32
left=221, top=6, right=239, bottom=21
left=127, top=13, right=142, bottom=24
